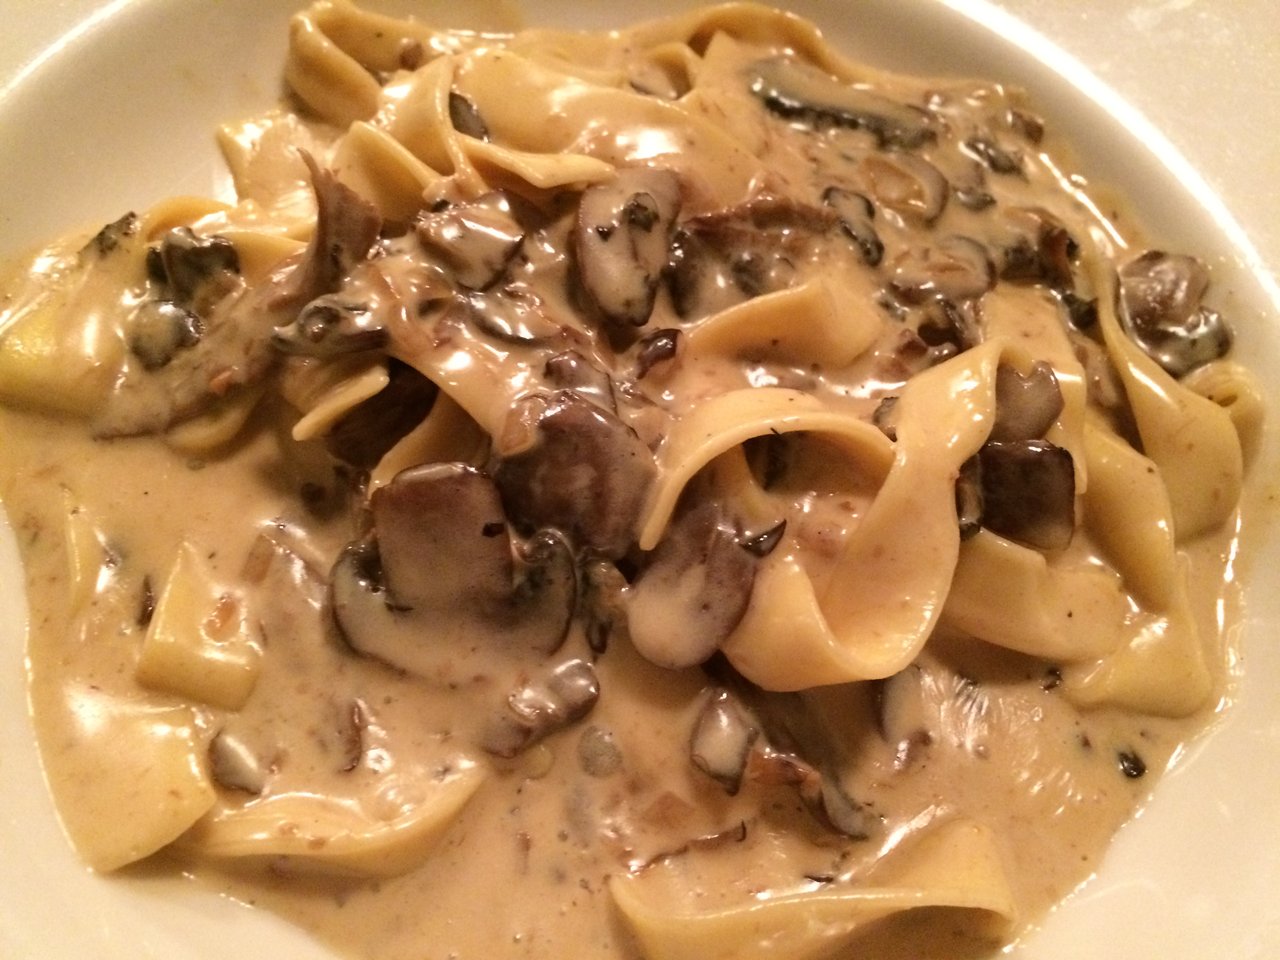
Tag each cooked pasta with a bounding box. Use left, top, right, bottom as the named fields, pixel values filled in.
left=0, top=2, right=1258, bottom=958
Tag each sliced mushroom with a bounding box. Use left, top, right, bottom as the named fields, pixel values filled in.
left=821, top=186, right=883, bottom=266
left=273, top=295, right=387, bottom=356
left=331, top=464, right=576, bottom=677
left=997, top=209, right=1074, bottom=289
left=963, top=135, right=1023, bottom=176
left=875, top=664, right=934, bottom=769
left=127, top=300, right=205, bottom=370
left=492, top=390, right=655, bottom=558
left=748, top=57, right=934, bottom=150
left=448, top=91, right=490, bottom=141
left=978, top=439, right=1075, bottom=550
left=544, top=350, right=616, bottom=412
left=481, top=658, right=601, bottom=758
left=84, top=211, right=139, bottom=257
left=990, top=360, right=1064, bottom=443
left=889, top=235, right=994, bottom=304
left=151, top=227, right=242, bottom=309
left=627, top=501, right=758, bottom=670
left=415, top=192, right=524, bottom=291
left=1118, top=250, right=1232, bottom=377
left=858, top=152, right=949, bottom=224
left=574, top=166, right=682, bottom=332
left=954, top=454, right=983, bottom=540
left=634, top=328, right=681, bottom=379
left=275, top=152, right=381, bottom=312
left=689, top=688, right=759, bottom=795
left=578, top=557, right=630, bottom=654
left=208, top=730, right=269, bottom=795
left=325, top=360, right=439, bottom=468
left=454, top=285, right=563, bottom=345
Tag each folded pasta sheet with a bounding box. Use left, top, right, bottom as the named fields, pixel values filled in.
left=0, top=1, right=1260, bottom=958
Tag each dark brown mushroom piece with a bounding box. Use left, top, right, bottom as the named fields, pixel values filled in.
left=578, top=556, right=630, bottom=654
left=1118, top=250, right=1232, bottom=377
left=416, top=191, right=524, bottom=290
left=889, top=235, right=994, bottom=305
left=273, top=295, right=387, bottom=356
left=634, top=328, right=681, bottom=379
left=84, top=211, right=139, bottom=258
left=996, top=209, right=1075, bottom=289
left=331, top=463, right=576, bottom=678
left=914, top=298, right=980, bottom=357
left=858, top=152, right=949, bottom=225
left=481, top=658, right=601, bottom=758
left=573, top=166, right=682, bottom=334
left=324, top=360, right=439, bottom=469
left=627, top=500, right=759, bottom=670
left=150, top=226, right=242, bottom=310
left=127, top=300, right=205, bottom=371
left=963, top=135, right=1023, bottom=176
left=274, top=152, right=381, bottom=313
left=544, top=350, right=616, bottom=412
left=747, top=57, right=935, bottom=150
left=453, top=284, right=563, bottom=345
left=689, top=688, right=759, bottom=795
left=666, top=195, right=827, bottom=319
left=978, top=439, right=1075, bottom=550
left=448, top=91, right=490, bottom=141
left=492, top=390, right=655, bottom=558
left=821, top=186, right=883, bottom=266
left=990, top=360, right=1064, bottom=443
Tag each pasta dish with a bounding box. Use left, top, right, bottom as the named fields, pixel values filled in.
left=0, top=2, right=1263, bottom=957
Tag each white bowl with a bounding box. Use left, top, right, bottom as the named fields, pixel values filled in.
left=1, top=2, right=1277, bottom=958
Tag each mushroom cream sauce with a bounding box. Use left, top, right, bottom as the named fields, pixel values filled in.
left=0, top=2, right=1264, bottom=959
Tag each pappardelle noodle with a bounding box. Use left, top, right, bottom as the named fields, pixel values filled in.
left=0, top=2, right=1263, bottom=958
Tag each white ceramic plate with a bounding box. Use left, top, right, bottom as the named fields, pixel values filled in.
left=2, top=2, right=1277, bottom=957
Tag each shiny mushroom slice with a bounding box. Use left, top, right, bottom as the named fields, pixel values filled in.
left=273, top=295, right=387, bottom=357
left=454, top=284, right=563, bottom=345
left=689, top=687, right=759, bottom=795
left=274, top=152, right=381, bottom=312
left=627, top=501, right=758, bottom=670
left=480, top=657, right=601, bottom=758
left=990, top=360, right=1064, bottom=443
left=857, top=152, right=949, bottom=225
left=1118, top=250, right=1232, bottom=377
left=148, top=226, right=242, bottom=311
left=821, top=186, right=883, bottom=266
left=493, top=390, right=656, bottom=558
left=747, top=57, right=934, bottom=150
left=415, top=192, right=525, bottom=291
left=978, top=439, right=1076, bottom=550
left=331, top=463, right=576, bottom=679
left=573, top=166, right=682, bottom=332
left=889, top=235, right=994, bottom=305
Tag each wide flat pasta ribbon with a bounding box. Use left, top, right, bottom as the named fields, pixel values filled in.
left=717, top=339, right=1011, bottom=689
left=610, top=818, right=1015, bottom=960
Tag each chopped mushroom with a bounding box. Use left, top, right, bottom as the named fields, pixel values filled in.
left=150, top=227, right=242, bottom=310
left=453, top=284, right=563, bottom=345
left=416, top=192, right=525, bottom=291
left=1118, top=250, right=1232, bottom=377
left=273, top=296, right=387, bottom=356
left=889, top=235, right=994, bottom=304
left=857, top=152, right=949, bottom=224
left=127, top=300, right=205, bottom=371
left=875, top=664, right=934, bottom=769
left=448, top=91, right=490, bottom=141
left=573, top=167, right=682, bottom=334
left=208, top=731, right=269, bottom=795
left=821, top=186, right=883, bottom=266
left=689, top=688, right=758, bottom=795
left=492, top=390, right=655, bottom=558
left=748, top=57, right=934, bottom=150
left=481, top=658, right=601, bottom=758
left=627, top=501, right=759, bottom=670
left=274, top=152, right=381, bottom=312
left=978, top=439, right=1075, bottom=550
left=990, top=361, right=1064, bottom=443
left=331, top=464, right=576, bottom=678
